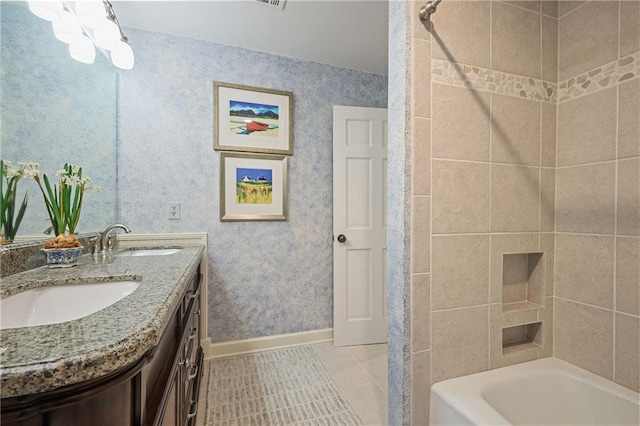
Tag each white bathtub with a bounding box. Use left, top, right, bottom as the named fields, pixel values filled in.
left=430, top=357, right=639, bottom=425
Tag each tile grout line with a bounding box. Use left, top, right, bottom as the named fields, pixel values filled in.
left=431, top=156, right=567, bottom=167
left=487, top=75, right=494, bottom=370
left=553, top=5, right=559, bottom=358
left=611, top=51, right=621, bottom=382
left=313, top=344, right=388, bottom=423
left=343, top=347, right=388, bottom=396
left=429, top=22, right=434, bottom=411
left=555, top=295, right=618, bottom=315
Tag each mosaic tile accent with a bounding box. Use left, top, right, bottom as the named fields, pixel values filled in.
left=558, top=52, right=640, bottom=103
left=205, top=346, right=362, bottom=425
left=432, top=59, right=557, bottom=104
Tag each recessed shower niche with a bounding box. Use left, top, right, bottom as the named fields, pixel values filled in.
left=502, top=322, right=542, bottom=356
left=498, top=252, right=546, bottom=357
left=502, top=252, right=545, bottom=312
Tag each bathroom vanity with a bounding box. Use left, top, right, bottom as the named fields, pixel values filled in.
left=0, top=245, right=205, bottom=426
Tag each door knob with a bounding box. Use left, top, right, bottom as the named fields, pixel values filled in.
left=337, top=234, right=347, bottom=243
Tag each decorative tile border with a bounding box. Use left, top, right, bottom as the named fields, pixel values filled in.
left=558, top=51, right=639, bottom=103
left=432, top=59, right=557, bottom=103
left=431, top=52, right=640, bottom=104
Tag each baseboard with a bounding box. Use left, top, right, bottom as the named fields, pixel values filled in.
left=204, top=328, right=333, bottom=359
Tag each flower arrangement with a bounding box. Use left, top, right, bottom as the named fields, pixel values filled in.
left=34, top=163, right=97, bottom=249
left=0, top=160, right=38, bottom=244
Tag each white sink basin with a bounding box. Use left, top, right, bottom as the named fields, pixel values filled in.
left=117, top=248, right=181, bottom=257
left=0, top=281, right=140, bottom=330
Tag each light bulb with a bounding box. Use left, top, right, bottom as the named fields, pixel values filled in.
left=93, top=18, right=120, bottom=51
left=111, top=40, right=134, bottom=70
left=69, top=35, right=96, bottom=64
left=75, top=0, right=106, bottom=30
left=52, top=10, right=82, bottom=44
left=28, top=1, right=63, bottom=22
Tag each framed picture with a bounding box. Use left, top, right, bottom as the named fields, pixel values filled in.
left=214, top=82, right=293, bottom=155
left=220, top=152, right=288, bottom=221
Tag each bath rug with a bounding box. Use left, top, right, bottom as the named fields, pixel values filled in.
left=204, top=346, right=362, bottom=425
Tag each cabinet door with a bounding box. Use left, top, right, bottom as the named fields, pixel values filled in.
left=160, top=370, right=179, bottom=426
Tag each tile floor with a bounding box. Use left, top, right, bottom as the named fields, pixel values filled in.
left=195, top=342, right=388, bottom=425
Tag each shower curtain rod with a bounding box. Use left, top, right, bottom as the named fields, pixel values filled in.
left=419, top=0, right=443, bottom=19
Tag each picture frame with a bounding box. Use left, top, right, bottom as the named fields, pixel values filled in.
left=220, top=152, right=288, bottom=221
left=214, top=82, right=293, bottom=155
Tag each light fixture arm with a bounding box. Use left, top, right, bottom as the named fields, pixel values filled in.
left=102, top=0, right=128, bottom=42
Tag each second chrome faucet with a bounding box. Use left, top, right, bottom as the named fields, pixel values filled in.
left=94, top=224, right=132, bottom=254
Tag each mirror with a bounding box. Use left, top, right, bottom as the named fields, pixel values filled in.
left=0, top=1, right=117, bottom=243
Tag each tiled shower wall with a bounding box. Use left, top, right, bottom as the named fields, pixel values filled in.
left=554, top=0, right=639, bottom=393
left=399, top=0, right=638, bottom=424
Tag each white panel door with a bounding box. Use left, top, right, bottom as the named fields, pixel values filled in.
left=333, top=105, right=388, bottom=346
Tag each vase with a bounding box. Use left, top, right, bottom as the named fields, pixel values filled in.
left=41, top=246, right=84, bottom=268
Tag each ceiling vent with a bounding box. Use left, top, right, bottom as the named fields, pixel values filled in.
left=255, top=0, right=286, bottom=11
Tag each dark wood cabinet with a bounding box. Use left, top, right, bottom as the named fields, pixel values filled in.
left=1, top=263, right=205, bottom=426
left=152, top=266, right=203, bottom=426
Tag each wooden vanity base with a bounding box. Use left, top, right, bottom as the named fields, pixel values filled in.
left=1, top=264, right=204, bottom=426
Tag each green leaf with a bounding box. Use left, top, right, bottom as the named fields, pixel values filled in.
left=43, top=174, right=63, bottom=234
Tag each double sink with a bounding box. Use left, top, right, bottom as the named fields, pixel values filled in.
left=0, top=248, right=182, bottom=330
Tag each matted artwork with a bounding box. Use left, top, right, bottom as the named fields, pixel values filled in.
left=214, top=82, right=293, bottom=155
left=220, top=152, right=288, bottom=221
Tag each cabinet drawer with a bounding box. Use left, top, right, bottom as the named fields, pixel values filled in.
left=184, top=348, right=204, bottom=426
left=182, top=299, right=200, bottom=402
left=180, top=272, right=201, bottom=328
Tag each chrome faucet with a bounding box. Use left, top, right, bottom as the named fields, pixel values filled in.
left=99, top=224, right=131, bottom=253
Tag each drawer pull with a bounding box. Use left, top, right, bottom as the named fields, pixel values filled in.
left=187, top=327, right=198, bottom=342
left=180, top=356, right=191, bottom=368
left=186, top=401, right=198, bottom=419
left=186, top=289, right=200, bottom=301
left=187, top=363, right=199, bottom=380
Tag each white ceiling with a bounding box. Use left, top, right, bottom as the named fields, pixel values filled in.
left=112, top=0, right=389, bottom=75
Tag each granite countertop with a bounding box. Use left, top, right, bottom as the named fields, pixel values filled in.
left=0, top=245, right=204, bottom=399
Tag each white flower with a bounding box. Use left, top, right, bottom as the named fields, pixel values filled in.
left=2, top=161, right=23, bottom=178
left=20, top=162, right=41, bottom=179
left=81, top=177, right=99, bottom=191
left=61, top=175, right=80, bottom=186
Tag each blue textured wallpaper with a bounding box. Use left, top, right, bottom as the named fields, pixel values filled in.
left=0, top=2, right=117, bottom=237
left=387, top=1, right=411, bottom=424
left=117, top=28, right=387, bottom=342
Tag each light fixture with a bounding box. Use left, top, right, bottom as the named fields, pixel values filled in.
left=28, top=0, right=134, bottom=70
left=52, top=10, right=83, bottom=44
left=111, top=37, right=134, bottom=70
left=93, top=16, right=120, bottom=51
left=75, top=0, right=106, bottom=29
left=69, top=35, right=96, bottom=64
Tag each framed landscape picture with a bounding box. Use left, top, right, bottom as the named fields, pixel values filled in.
left=220, top=152, right=288, bottom=221
left=214, top=82, right=293, bottom=155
